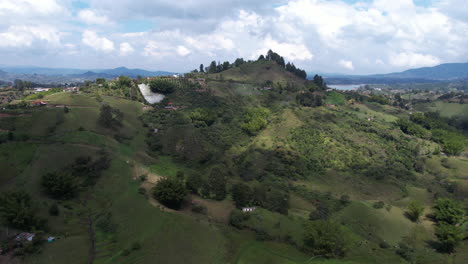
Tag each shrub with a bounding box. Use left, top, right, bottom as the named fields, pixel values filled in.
left=406, top=200, right=424, bottom=222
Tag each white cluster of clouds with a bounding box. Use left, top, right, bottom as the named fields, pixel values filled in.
left=0, top=0, right=467, bottom=73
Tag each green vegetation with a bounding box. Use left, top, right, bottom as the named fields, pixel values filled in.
left=152, top=177, right=187, bottom=209
left=149, top=79, right=176, bottom=94
left=303, top=220, right=348, bottom=258
left=0, top=51, right=467, bottom=263
left=241, top=107, right=270, bottom=135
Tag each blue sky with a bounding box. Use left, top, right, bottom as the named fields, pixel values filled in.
left=0, top=0, right=467, bottom=74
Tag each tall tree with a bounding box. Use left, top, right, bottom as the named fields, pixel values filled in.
left=199, top=64, right=204, bottom=73
left=208, top=167, right=227, bottom=200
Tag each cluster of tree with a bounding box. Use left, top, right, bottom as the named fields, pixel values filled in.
left=312, top=75, right=325, bottom=88
left=41, top=154, right=111, bottom=200
left=241, top=107, right=270, bottom=135
left=231, top=183, right=290, bottom=214
left=432, top=198, right=465, bottom=252
left=367, top=94, right=390, bottom=105
left=149, top=79, right=177, bottom=94
left=189, top=108, right=216, bottom=127
left=296, top=92, right=323, bottom=107
left=303, top=220, right=348, bottom=258
left=396, top=112, right=466, bottom=155
left=152, top=177, right=187, bottom=209
left=98, top=104, right=124, bottom=129
left=0, top=190, right=46, bottom=230
left=285, top=62, right=307, bottom=79
left=395, top=118, right=429, bottom=139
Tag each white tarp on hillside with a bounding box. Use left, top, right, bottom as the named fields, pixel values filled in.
left=138, top=84, right=165, bottom=104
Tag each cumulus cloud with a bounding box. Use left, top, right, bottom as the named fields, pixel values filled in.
left=82, top=30, right=114, bottom=52
left=389, top=52, right=440, bottom=68
left=78, top=9, right=113, bottom=25
left=339, top=60, right=354, bottom=70
left=119, top=42, right=134, bottom=56
left=0, top=25, right=61, bottom=48
left=1, top=0, right=468, bottom=73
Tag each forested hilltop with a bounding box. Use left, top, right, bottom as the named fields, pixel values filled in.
left=0, top=51, right=466, bottom=264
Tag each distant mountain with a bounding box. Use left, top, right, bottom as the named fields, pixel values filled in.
left=0, top=66, right=176, bottom=84
left=372, top=62, right=468, bottom=80
left=96, top=67, right=174, bottom=78
left=324, top=62, right=468, bottom=85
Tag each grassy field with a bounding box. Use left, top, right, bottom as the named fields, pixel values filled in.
left=413, top=101, right=468, bottom=117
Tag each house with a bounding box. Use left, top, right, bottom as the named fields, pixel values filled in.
left=34, top=87, right=52, bottom=93
left=15, top=233, right=35, bottom=242
left=153, top=128, right=159, bottom=134
left=262, top=87, right=272, bottom=91
left=242, top=207, right=257, bottom=213
left=64, top=87, right=79, bottom=92
left=164, top=102, right=178, bottom=110
left=32, top=100, right=47, bottom=106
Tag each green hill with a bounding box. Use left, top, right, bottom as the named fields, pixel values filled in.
left=0, top=60, right=466, bottom=264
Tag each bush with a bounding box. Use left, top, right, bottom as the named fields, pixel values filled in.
left=406, top=200, right=424, bottom=222
left=152, top=178, right=187, bottom=209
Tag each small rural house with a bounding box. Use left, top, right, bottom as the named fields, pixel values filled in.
left=32, top=100, right=47, bottom=106
left=15, top=233, right=35, bottom=242
left=242, top=207, right=257, bottom=213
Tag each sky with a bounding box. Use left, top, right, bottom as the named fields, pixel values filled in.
left=0, top=0, right=467, bottom=74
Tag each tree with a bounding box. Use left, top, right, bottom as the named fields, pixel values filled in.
left=435, top=223, right=463, bottom=253
left=118, top=76, right=132, bottom=88
left=41, top=171, right=77, bottom=200
left=433, top=198, right=464, bottom=225
left=229, top=209, right=249, bottom=228
left=231, top=183, right=253, bottom=208
left=303, top=220, right=348, bottom=258
left=222, top=61, right=230, bottom=71
left=241, top=107, right=270, bottom=135
left=149, top=79, right=176, bottom=94
left=199, top=64, right=204, bottom=73
left=208, top=168, right=227, bottom=200
left=406, top=200, right=424, bottom=222
left=186, top=173, right=203, bottom=194
left=208, top=61, right=217, bottom=73
left=152, top=177, right=187, bottom=209
left=98, top=104, right=123, bottom=128
left=0, top=190, right=43, bottom=230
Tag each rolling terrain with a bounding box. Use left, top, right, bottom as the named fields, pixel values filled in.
left=0, top=58, right=466, bottom=264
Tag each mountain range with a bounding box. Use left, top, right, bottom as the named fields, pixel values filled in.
left=1, top=62, right=468, bottom=85
left=0, top=66, right=175, bottom=84
left=323, top=62, right=468, bottom=84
